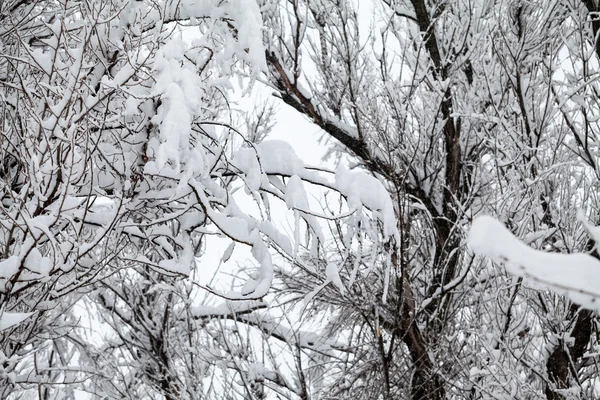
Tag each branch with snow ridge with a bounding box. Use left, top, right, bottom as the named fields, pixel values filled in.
left=469, top=216, right=600, bottom=311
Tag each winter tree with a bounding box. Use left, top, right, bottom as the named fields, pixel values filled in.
left=5, top=0, right=600, bottom=399
left=259, top=0, right=600, bottom=399
left=0, top=0, right=392, bottom=398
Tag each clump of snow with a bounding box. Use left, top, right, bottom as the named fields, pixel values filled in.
left=155, top=83, right=191, bottom=170
left=157, top=236, right=194, bottom=276
left=257, top=140, right=305, bottom=175
left=226, top=0, right=267, bottom=76
left=158, top=259, right=191, bottom=276
left=192, top=300, right=266, bottom=318
left=0, top=256, right=20, bottom=280
left=149, top=38, right=215, bottom=174
left=284, top=175, right=325, bottom=256
left=325, top=262, right=345, bottom=294
left=233, top=311, right=342, bottom=353
left=334, top=166, right=398, bottom=238
left=209, top=212, right=252, bottom=243
left=233, top=140, right=306, bottom=192
left=469, top=216, right=600, bottom=311
left=0, top=311, right=34, bottom=331
left=232, top=147, right=262, bottom=192
left=284, top=175, right=309, bottom=210
left=24, top=248, right=52, bottom=276
left=239, top=230, right=274, bottom=298
left=0, top=256, right=20, bottom=292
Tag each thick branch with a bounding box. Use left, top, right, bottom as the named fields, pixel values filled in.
left=582, top=0, right=600, bottom=59
left=265, top=51, right=440, bottom=218
left=545, top=307, right=592, bottom=400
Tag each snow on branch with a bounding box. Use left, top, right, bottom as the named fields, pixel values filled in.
left=335, top=165, right=399, bottom=240
left=192, top=300, right=267, bottom=318
left=468, top=216, right=600, bottom=311
left=0, top=311, right=34, bottom=332
left=191, top=300, right=343, bottom=353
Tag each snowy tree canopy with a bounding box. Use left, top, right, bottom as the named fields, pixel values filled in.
left=5, top=0, right=600, bottom=399
left=0, top=0, right=400, bottom=398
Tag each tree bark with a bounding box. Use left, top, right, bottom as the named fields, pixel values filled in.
left=545, top=303, right=592, bottom=399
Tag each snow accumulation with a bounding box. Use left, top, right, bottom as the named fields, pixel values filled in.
left=226, top=0, right=267, bottom=75
left=162, top=0, right=267, bottom=74
left=233, top=140, right=306, bottom=189
left=325, top=262, right=345, bottom=294
left=240, top=231, right=274, bottom=298
left=0, top=311, right=34, bottom=332
left=285, top=174, right=326, bottom=254
left=284, top=175, right=310, bottom=210
left=334, top=166, right=399, bottom=239
left=192, top=300, right=266, bottom=318
left=233, top=140, right=327, bottom=256
left=232, top=146, right=263, bottom=192
left=469, top=215, right=600, bottom=311
left=24, top=247, right=52, bottom=276
left=258, top=140, right=305, bottom=175
left=0, top=256, right=19, bottom=280
left=194, top=299, right=340, bottom=355
left=232, top=145, right=401, bottom=297
left=0, top=256, right=20, bottom=292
